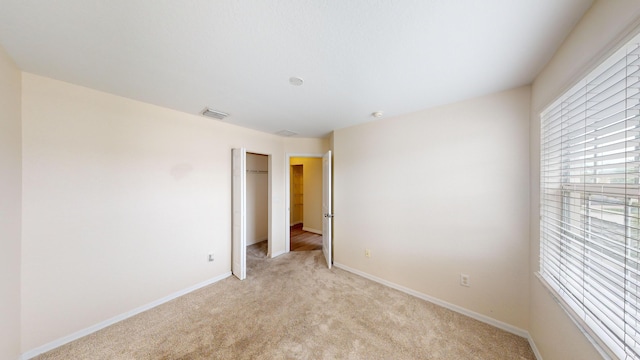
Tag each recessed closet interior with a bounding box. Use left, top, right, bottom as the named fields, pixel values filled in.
left=246, top=153, right=268, bottom=252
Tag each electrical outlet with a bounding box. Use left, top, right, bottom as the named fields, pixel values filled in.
left=365, top=249, right=371, bottom=258
left=208, top=253, right=214, bottom=262
left=460, top=274, right=470, bottom=287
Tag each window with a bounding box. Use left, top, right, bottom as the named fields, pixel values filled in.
left=540, top=33, right=640, bottom=360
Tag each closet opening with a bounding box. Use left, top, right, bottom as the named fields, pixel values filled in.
left=232, top=149, right=271, bottom=280
left=246, top=153, right=269, bottom=259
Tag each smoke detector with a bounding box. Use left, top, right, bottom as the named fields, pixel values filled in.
left=201, top=108, right=229, bottom=120
left=289, top=77, right=304, bottom=86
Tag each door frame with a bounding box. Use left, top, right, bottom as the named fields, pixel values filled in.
left=322, top=150, right=332, bottom=269
left=232, top=149, right=273, bottom=280
left=231, top=148, right=247, bottom=280
left=284, top=153, right=324, bottom=253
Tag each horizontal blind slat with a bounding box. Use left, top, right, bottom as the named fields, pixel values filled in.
left=541, top=35, right=640, bottom=360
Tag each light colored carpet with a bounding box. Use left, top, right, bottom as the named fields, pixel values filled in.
left=35, top=242, right=535, bottom=359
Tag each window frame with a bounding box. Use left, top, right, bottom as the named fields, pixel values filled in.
left=539, top=31, right=640, bottom=360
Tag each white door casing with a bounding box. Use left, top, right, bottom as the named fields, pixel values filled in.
left=232, top=148, right=246, bottom=280
left=322, top=150, right=332, bottom=269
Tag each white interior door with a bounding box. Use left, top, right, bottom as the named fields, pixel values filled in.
left=232, top=148, right=246, bottom=280
left=322, top=150, right=332, bottom=269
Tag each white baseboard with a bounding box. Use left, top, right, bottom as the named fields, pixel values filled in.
left=270, top=250, right=286, bottom=258
left=528, top=336, right=543, bottom=360
left=332, top=262, right=541, bottom=357
left=302, top=227, right=322, bottom=235
left=21, top=272, right=232, bottom=360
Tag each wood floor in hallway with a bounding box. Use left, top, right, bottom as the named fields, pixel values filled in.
left=290, top=224, right=322, bottom=251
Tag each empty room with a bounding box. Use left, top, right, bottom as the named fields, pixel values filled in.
left=3, top=1, right=640, bottom=359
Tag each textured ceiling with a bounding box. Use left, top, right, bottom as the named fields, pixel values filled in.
left=0, top=0, right=593, bottom=138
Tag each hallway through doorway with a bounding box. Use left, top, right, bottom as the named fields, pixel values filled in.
left=290, top=224, right=322, bottom=251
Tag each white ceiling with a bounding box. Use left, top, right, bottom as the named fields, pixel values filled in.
left=0, top=0, right=593, bottom=138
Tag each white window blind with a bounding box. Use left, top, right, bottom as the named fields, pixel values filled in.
left=540, top=33, right=640, bottom=360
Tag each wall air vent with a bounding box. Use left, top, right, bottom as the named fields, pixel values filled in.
left=201, top=108, right=229, bottom=120
left=275, top=130, right=298, bottom=137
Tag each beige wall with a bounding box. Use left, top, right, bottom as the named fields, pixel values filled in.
left=290, top=157, right=323, bottom=233
left=529, top=1, right=640, bottom=359
left=19, top=73, right=325, bottom=352
left=283, top=137, right=329, bottom=155
left=0, top=45, right=21, bottom=360
left=246, top=153, right=268, bottom=245
left=334, top=86, right=531, bottom=330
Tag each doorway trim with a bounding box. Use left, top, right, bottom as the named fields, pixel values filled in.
left=285, top=153, right=323, bottom=253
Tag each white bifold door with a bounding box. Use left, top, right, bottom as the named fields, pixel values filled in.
left=232, top=148, right=246, bottom=280
left=322, top=150, right=332, bottom=269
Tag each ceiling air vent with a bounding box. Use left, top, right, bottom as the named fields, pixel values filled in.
left=201, top=108, right=229, bottom=120
left=275, top=130, right=298, bottom=137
